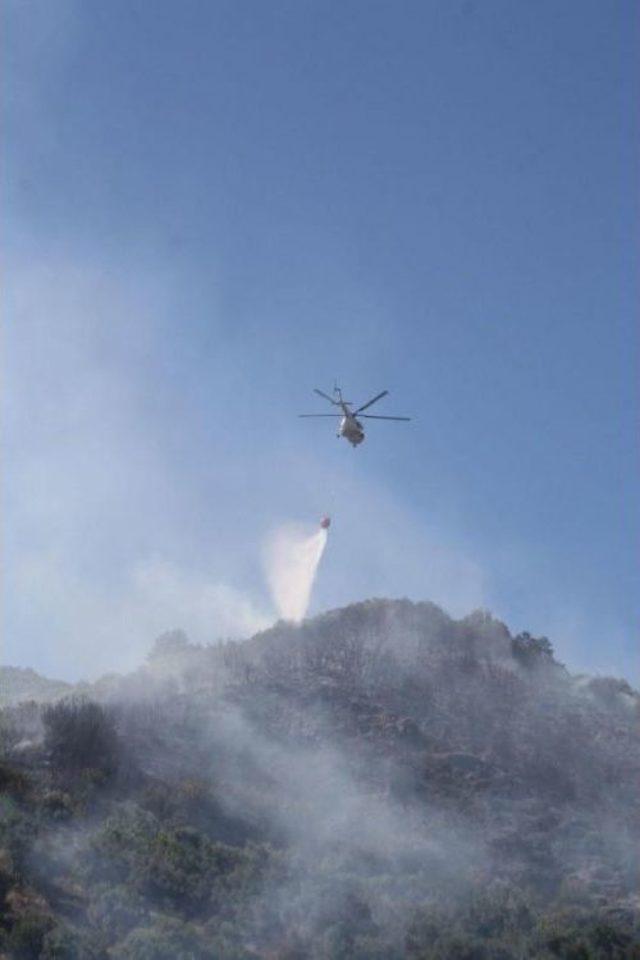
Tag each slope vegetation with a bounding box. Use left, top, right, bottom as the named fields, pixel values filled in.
left=1, top=600, right=638, bottom=958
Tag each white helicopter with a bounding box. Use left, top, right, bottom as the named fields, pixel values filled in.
left=299, top=384, right=411, bottom=447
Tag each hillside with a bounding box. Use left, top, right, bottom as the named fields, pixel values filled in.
left=1, top=599, right=638, bottom=958
left=0, top=667, right=73, bottom=709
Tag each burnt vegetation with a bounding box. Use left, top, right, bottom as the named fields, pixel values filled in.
left=1, top=599, right=638, bottom=958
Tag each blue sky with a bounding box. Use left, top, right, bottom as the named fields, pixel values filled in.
left=3, top=0, right=638, bottom=680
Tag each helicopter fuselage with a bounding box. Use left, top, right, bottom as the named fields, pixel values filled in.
left=338, top=407, right=365, bottom=446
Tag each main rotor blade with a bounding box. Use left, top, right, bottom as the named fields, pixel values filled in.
left=314, top=388, right=337, bottom=404
left=298, top=414, right=342, bottom=417
left=359, top=414, right=411, bottom=420
left=354, top=389, right=388, bottom=414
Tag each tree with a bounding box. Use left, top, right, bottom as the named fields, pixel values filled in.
left=511, top=632, right=554, bottom=668
left=147, top=630, right=191, bottom=663
left=42, top=698, right=119, bottom=778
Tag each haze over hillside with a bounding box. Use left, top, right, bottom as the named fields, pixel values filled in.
left=1, top=598, right=638, bottom=958
left=0, top=667, right=73, bottom=709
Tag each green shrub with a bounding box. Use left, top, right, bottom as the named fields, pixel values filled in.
left=113, top=918, right=206, bottom=959
left=7, top=914, right=52, bottom=959
left=40, top=924, right=103, bottom=959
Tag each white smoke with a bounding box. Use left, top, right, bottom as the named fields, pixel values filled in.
left=264, top=523, right=328, bottom=622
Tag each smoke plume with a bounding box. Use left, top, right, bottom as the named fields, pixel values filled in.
left=264, top=523, right=328, bottom=622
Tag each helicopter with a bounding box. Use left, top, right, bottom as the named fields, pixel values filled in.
left=299, top=384, right=411, bottom=447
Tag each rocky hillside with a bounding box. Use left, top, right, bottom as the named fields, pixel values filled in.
left=0, top=599, right=638, bottom=958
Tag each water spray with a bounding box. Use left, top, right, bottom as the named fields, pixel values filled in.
left=264, top=517, right=330, bottom=622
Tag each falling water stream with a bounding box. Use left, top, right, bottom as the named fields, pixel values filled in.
left=264, top=524, right=328, bottom=622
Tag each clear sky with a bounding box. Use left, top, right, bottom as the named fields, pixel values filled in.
left=3, top=0, right=638, bottom=681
